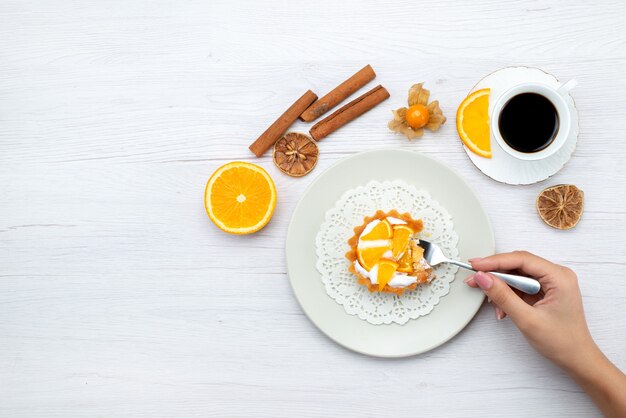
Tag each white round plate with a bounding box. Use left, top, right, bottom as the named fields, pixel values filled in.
left=464, top=67, right=579, bottom=185
left=286, top=149, right=495, bottom=358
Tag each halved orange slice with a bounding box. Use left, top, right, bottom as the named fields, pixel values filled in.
left=204, top=161, right=277, bottom=234
left=376, top=259, right=399, bottom=290
left=391, top=225, right=414, bottom=259
left=456, top=88, right=491, bottom=158
left=357, top=244, right=392, bottom=271
left=360, top=219, right=392, bottom=241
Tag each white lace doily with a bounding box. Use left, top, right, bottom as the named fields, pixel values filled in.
left=315, top=180, right=459, bottom=325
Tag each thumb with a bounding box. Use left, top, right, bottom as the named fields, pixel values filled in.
left=473, top=271, right=532, bottom=322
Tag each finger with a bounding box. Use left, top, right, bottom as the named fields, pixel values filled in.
left=464, top=275, right=478, bottom=288
left=472, top=272, right=533, bottom=322
left=494, top=305, right=506, bottom=320
left=469, top=276, right=541, bottom=305
left=470, top=251, right=559, bottom=278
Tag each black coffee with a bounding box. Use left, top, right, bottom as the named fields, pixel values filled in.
left=498, top=93, right=559, bottom=153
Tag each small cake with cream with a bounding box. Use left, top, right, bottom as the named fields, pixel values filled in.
left=345, top=210, right=434, bottom=295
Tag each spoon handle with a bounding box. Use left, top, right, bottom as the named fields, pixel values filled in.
left=447, top=260, right=541, bottom=295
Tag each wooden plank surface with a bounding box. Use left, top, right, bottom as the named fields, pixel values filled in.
left=1, top=0, right=625, bottom=416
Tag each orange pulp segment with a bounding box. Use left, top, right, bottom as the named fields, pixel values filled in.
left=396, top=250, right=413, bottom=273
left=357, top=244, right=392, bottom=271
left=391, top=225, right=414, bottom=259
left=360, top=219, right=392, bottom=241
left=376, top=259, right=399, bottom=290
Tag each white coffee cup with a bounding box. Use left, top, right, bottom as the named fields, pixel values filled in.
left=491, top=79, right=577, bottom=161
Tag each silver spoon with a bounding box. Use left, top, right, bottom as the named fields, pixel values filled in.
left=415, top=239, right=541, bottom=295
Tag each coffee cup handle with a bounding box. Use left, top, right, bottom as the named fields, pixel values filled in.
left=557, top=79, right=578, bottom=96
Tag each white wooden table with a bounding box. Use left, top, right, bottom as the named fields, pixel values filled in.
left=2, top=1, right=625, bottom=416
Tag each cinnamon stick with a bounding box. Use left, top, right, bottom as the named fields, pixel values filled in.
left=309, top=85, right=390, bottom=141
left=300, top=65, right=376, bottom=122
left=249, top=89, right=318, bottom=157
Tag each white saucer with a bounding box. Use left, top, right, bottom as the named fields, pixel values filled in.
left=464, top=67, right=579, bottom=185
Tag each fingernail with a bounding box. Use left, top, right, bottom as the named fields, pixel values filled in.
left=463, top=274, right=475, bottom=284
left=469, top=258, right=482, bottom=263
left=474, top=272, right=493, bottom=290
left=495, top=307, right=505, bottom=320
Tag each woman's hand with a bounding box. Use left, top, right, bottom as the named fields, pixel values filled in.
left=465, top=251, right=592, bottom=367
left=465, top=251, right=626, bottom=418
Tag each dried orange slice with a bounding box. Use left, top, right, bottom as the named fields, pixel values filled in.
left=357, top=244, right=392, bottom=271
left=376, top=259, right=399, bottom=290
left=391, top=225, right=414, bottom=259
left=456, top=88, right=491, bottom=158
left=360, top=219, right=392, bottom=241
left=536, top=184, right=584, bottom=230
left=204, top=161, right=277, bottom=234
